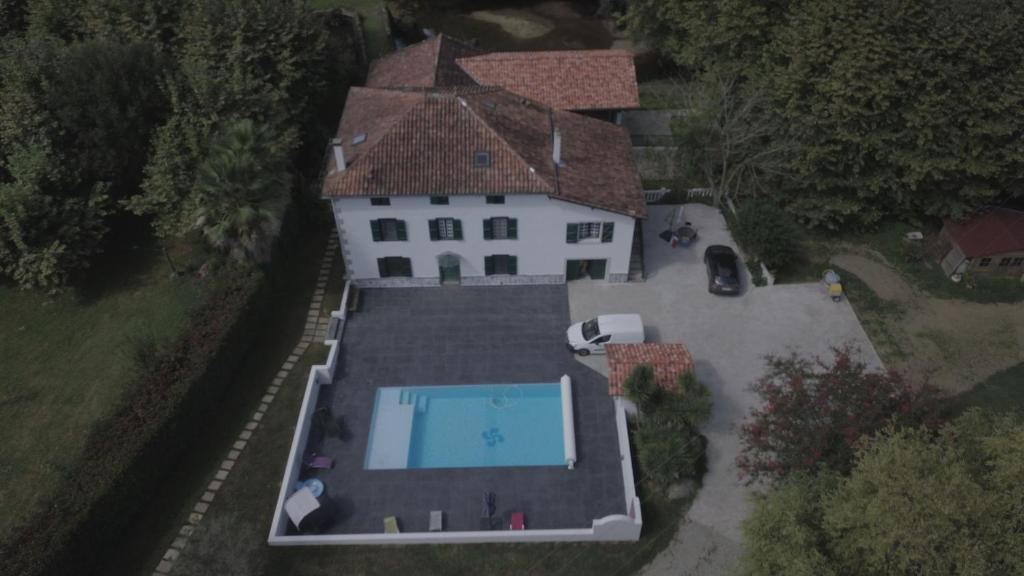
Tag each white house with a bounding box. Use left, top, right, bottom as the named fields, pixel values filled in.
left=323, top=38, right=646, bottom=287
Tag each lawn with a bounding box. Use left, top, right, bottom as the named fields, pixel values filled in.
left=0, top=235, right=203, bottom=538
left=952, top=362, right=1024, bottom=415
left=311, top=0, right=392, bottom=59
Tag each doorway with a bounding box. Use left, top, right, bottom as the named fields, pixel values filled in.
left=438, top=253, right=461, bottom=285
left=566, top=259, right=606, bottom=281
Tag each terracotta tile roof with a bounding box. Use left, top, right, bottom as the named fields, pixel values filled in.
left=366, top=34, right=483, bottom=89
left=943, top=207, right=1024, bottom=258
left=606, top=344, right=694, bottom=396
left=322, top=86, right=646, bottom=218
left=455, top=50, right=640, bottom=111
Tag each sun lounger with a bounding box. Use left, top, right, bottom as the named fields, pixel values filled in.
left=430, top=510, right=443, bottom=532
left=285, top=487, right=320, bottom=529
left=384, top=516, right=400, bottom=534
left=510, top=512, right=525, bottom=531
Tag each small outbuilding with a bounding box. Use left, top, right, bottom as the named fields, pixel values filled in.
left=940, top=207, right=1024, bottom=277
left=606, top=343, right=694, bottom=396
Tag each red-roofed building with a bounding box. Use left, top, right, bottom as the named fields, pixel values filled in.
left=940, top=207, right=1024, bottom=277
left=606, top=343, right=695, bottom=397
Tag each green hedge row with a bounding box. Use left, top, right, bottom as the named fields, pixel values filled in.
left=0, top=199, right=322, bottom=576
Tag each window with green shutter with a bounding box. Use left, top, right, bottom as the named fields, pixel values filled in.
left=601, top=222, right=614, bottom=243
left=485, top=255, right=517, bottom=275
left=566, top=223, right=579, bottom=244
left=377, top=257, right=412, bottom=277
left=485, top=217, right=517, bottom=240
left=486, top=195, right=505, bottom=204
left=370, top=197, right=390, bottom=206
left=430, top=218, right=462, bottom=240
left=483, top=218, right=493, bottom=240
left=371, top=219, right=407, bottom=242
left=430, top=196, right=449, bottom=205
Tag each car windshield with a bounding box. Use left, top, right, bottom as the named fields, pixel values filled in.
left=582, top=318, right=600, bottom=341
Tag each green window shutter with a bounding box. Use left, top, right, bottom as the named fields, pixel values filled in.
left=428, top=219, right=440, bottom=241
left=508, top=218, right=518, bottom=239
left=371, top=219, right=382, bottom=242
left=484, top=256, right=494, bottom=276
left=453, top=219, right=463, bottom=240
left=601, top=222, right=614, bottom=243
left=377, top=258, right=387, bottom=277
left=396, top=220, right=408, bottom=241
left=483, top=218, right=493, bottom=240
left=399, top=258, right=412, bottom=277
left=566, top=223, right=579, bottom=243
left=507, top=255, right=518, bottom=275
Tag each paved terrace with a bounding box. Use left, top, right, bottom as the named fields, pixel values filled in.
left=301, top=286, right=626, bottom=535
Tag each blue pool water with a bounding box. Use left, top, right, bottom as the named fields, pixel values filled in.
left=364, top=383, right=565, bottom=470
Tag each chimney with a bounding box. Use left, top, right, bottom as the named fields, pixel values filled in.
left=552, top=129, right=563, bottom=166
left=330, top=138, right=346, bottom=172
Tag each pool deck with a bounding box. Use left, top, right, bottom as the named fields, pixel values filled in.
left=304, top=285, right=626, bottom=534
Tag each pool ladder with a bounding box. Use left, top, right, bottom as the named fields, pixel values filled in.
left=398, top=390, right=429, bottom=414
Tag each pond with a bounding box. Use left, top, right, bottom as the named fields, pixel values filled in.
left=414, top=1, right=620, bottom=52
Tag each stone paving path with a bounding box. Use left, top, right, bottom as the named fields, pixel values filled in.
left=152, top=231, right=338, bottom=576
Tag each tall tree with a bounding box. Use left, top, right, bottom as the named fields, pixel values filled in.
left=192, top=119, right=290, bottom=264
left=765, top=0, right=1024, bottom=227
left=0, top=36, right=164, bottom=288
left=741, top=410, right=1024, bottom=576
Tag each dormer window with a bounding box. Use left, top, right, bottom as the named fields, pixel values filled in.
left=351, top=132, right=367, bottom=145
left=474, top=151, right=491, bottom=168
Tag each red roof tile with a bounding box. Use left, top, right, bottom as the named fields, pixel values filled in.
left=606, top=344, right=695, bottom=396
left=943, top=207, right=1024, bottom=258
left=366, top=34, right=483, bottom=89
left=455, top=50, right=640, bottom=111
left=322, top=86, right=645, bottom=218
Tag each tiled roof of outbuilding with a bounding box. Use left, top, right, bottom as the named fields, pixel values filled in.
left=366, top=34, right=484, bottom=89
left=943, top=207, right=1024, bottom=258
left=606, top=343, right=695, bottom=396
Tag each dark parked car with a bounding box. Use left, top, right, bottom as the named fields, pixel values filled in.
left=703, top=245, right=741, bottom=295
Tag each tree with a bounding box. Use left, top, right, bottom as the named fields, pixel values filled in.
left=623, top=364, right=662, bottom=413
left=0, top=36, right=164, bottom=288
left=671, top=72, right=790, bottom=208
left=733, top=199, right=801, bottom=271
left=660, top=370, right=712, bottom=428
left=741, top=411, right=1024, bottom=576
left=192, top=119, right=290, bottom=264
left=737, top=347, right=940, bottom=483
left=764, top=0, right=1024, bottom=227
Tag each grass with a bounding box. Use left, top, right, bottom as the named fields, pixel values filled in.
left=952, top=362, right=1024, bottom=416
left=831, top=266, right=909, bottom=364
left=311, top=0, right=392, bottom=59
left=0, top=234, right=204, bottom=538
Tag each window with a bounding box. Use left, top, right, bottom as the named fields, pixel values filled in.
left=1012, top=257, right=1024, bottom=266
left=474, top=151, right=491, bottom=168
left=429, top=218, right=463, bottom=241
left=430, top=196, right=449, bottom=205
left=483, top=217, right=517, bottom=240
left=377, top=257, right=412, bottom=278
left=485, top=254, right=517, bottom=275
left=998, top=257, right=1012, bottom=266
left=566, top=222, right=613, bottom=243
left=370, top=197, right=390, bottom=206
left=486, top=195, right=505, bottom=204
left=979, top=258, right=992, bottom=267
left=370, top=218, right=407, bottom=242
left=352, top=132, right=367, bottom=145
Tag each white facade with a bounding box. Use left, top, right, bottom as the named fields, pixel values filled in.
left=331, top=193, right=637, bottom=287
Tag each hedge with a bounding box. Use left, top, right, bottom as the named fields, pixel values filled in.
left=0, top=199, right=323, bottom=576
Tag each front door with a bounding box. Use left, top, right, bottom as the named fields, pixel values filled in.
left=438, top=254, right=461, bottom=285
left=566, top=259, right=607, bottom=281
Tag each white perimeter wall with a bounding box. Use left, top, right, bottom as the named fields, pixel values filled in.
left=331, top=194, right=636, bottom=281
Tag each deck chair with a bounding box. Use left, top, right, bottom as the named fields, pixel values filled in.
left=384, top=516, right=400, bottom=534
left=429, top=510, right=443, bottom=532
left=510, top=512, right=525, bottom=531
left=304, top=453, right=334, bottom=470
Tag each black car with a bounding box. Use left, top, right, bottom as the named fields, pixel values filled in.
left=703, top=245, right=741, bottom=295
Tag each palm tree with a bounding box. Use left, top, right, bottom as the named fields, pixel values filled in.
left=193, top=119, right=291, bottom=264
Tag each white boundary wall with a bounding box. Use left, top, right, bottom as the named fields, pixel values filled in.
left=267, top=282, right=642, bottom=545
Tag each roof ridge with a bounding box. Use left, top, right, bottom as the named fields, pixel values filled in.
left=459, top=49, right=633, bottom=60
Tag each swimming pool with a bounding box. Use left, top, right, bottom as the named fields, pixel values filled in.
left=364, top=383, right=567, bottom=470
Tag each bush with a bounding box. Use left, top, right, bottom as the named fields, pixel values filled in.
left=624, top=364, right=663, bottom=414
left=733, top=200, right=802, bottom=271
left=660, top=370, right=713, bottom=428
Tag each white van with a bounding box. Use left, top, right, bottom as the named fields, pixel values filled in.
left=566, top=314, right=645, bottom=356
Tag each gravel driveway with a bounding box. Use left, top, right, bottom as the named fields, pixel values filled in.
left=568, top=204, right=882, bottom=576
